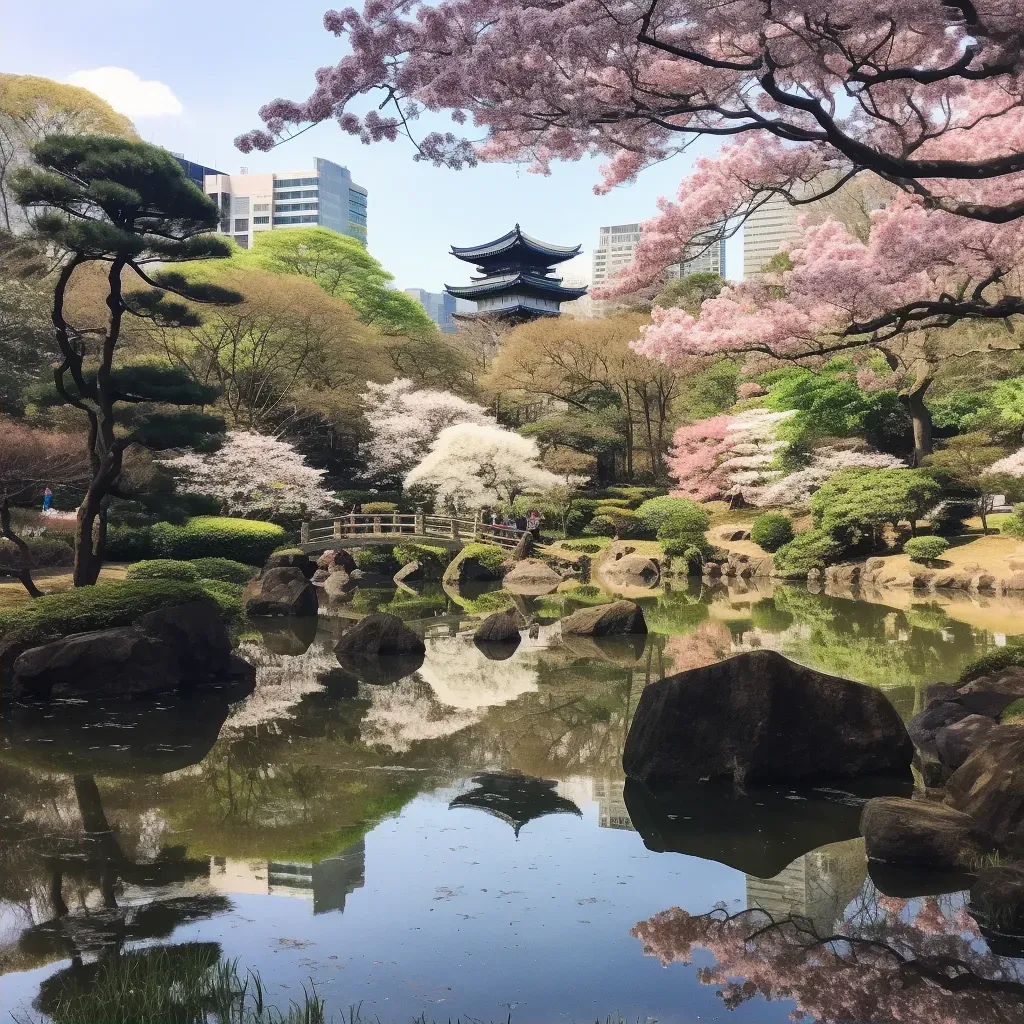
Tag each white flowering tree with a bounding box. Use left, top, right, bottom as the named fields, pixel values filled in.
left=359, top=378, right=495, bottom=483
left=404, top=423, right=562, bottom=511
left=162, top=430, right=338, bottom=520
left=754, top=447, right=906, bottom=509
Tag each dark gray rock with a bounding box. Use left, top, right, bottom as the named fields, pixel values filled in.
left=935, top=714, right=1001, bottom=770
left=945, top=728, right=1024, bottom=854
left=957, top=667, right=1024, bottom=717
left=243, top=567, right=318, bottom=616
left=474, top=607, right=525, bottom=644
left=503, top=558, right=562, bottom=595
left=971, top=864, right=1024, bottom=940
left=265, top=551, right=315, bottom=578
left=907, top=700, right=971, bottom=756
left=924, top=683, right=962, bottom=707
left=623, top=650, right=913, bottom=785
left=135, top=602, right=232, bottom=681
left=861, top=796, right=993, bottom=869
left=335, top=612, right=426, bottom=658
left=317, top=549, right=356, bottom=573
left=322, top=570, right=354, bottom=601
left=560, top=600, right=647, bottom=638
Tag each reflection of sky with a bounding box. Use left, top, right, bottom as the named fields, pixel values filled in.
left=1, top=781, right=800, bottom=1024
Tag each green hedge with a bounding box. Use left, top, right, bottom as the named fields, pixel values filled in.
left=0, top=535, right=75, bottom=570
left=355, top=546, right=400, bottom=574
left=772, top=528, right=843, bottom=577
left=105, top=524, right=157, bottom=562
left=904, top=535, right=949, bottom=563
left=958, top=644, right=1024, bottom=684
left=150, top=517, right=286, bottom=565
left=0, top=579, right=220, bottom=655
left=459, top=543, right=507, bottom=572
left=126, top=559, right=202, bottom=582
left=750, top=513, right=794, bottom=553
left=394, top=543, right=448, bottom=577
left=188, top=557, right=257, bottom=584
left=637, top=496, right=707, bottom=533
left=360, top=501, right=400, bottom=515
left=656, top=504, right=711, bottom=543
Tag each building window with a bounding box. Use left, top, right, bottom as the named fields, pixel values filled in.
left=253, top=203, right=270, bottom=212
left=272, top=214, right=319, bottom=225
left=234, top=218, right=249, bottom=232
left=274, top=202, right=318, bottom=212
left=233, top=235, right=249, bottom=249
left=233, top=196, right=250, bottom=216
left=273, top=189, right=319, bottom=200
left=219, top=219, right=230, bottom=233
left=274, top=176, right=318, bottom=188
left=253, top=216, right=270, bottom=225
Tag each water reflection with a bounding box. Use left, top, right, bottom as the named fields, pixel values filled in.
left=2, top=579, right=1023, bottom=1022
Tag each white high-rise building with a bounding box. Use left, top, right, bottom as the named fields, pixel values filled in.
left=742, top=194, right=803, bottom=278
left=203, top=157, right=368, bottom=251
left=591, top=222, right=726, bottom=291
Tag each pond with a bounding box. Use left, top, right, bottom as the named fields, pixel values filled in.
left=2, top=580, right=1023, bottom=1023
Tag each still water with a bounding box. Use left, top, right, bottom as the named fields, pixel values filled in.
left=2, top=580, right=1023, bottom=1022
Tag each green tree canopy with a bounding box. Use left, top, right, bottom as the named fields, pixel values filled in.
left=228, top=226, right=436, bottom=337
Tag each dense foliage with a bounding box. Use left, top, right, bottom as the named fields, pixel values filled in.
left=148, top=517, right=286, bottom=565
left=750, top=513, right=794, bottom=553
left=903, top=536, right=949, bottom=564
left=125, top=559, right=202, bottom=582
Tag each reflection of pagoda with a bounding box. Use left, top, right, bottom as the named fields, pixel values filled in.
left=445, top=225, right=587, bottom=322
left=450, top=772, right=582, bottom=837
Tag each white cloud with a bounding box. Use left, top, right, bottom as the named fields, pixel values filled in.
left=67, top=67, right=183, bottom=118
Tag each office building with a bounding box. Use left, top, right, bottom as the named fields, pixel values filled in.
left=405, top=288, right=458, bottom=334
left=742, top=193, right=804, bottom=278
left=203, top=157, right=368, bottom=250
left=590, top=222, right=726, bottom=304
left=171, top=153, right=224, bottom=191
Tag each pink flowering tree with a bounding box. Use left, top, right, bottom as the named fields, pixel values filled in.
left=162, top=430, right=339, bottom=520
left=359, top=378, right=495, bottom=484
left=237, top=0, right=1024, bottom=380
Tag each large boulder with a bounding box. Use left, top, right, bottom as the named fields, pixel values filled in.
left=502, top=558, right=562, bottom=595
left=622, top=650, right=913, bottom=785
left=322, top=570, right=354, bottom=602
left=935, top=714, right=1001, bottom=770
left=243, top=567, right=318, bottom=616
left=944, top=728, right=1024, bottom=854
left=442, top=547, right=505, bottom=585
left=9, top=601, right=236, bottom=701
left=602, top=554, right=661, bottom=589
left=860, top=796, right=994, bottom=869
left=335, top=612, right=425, bottom=658
left=560, top=600, right=647, bottom=638
left=957, top=667, right=1024, bottom=717
left=264, top=551, right=315, bottom=578
left=474, top=607, right=525, bottom=645
left=907, top=700, right=971, bottom=756
left=317, top=548, right=357, bottom=573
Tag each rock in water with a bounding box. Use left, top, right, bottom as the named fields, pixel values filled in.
left=971, top=864, right=1024, bottom=941
left=945, top=729, right=1024, bottom=854
left=602, top=554, right=660, bottom=589
left=907, top=700, right=971, bottom=756
left=243, top=567, right=318, bottom=616
left=622, top=650, right=913, bottom=785
left=502, top=559, right=562, bottom=594
left=264, top=551, right=315, bottom=578
left=474, top=607, right=525, bottom=644
left=322, top=570, right=354, bottom=601
left=935, top=714, right=1001, bottom=770
left=335, top=612, right=425, bottom=657
left=860, top=796, right=994, bottom=869
left=560, top=601, right=647, bottom=638
left=9, top=601, right=235, bottom=701
left=318, top=548, right=356, bottom=573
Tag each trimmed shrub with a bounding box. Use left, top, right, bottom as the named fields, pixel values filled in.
left=334, top=489, right=403, bottom=507
left=150, top=517, right=286, bottom=565
left=904, top=535, right=950, bottom=564
left=360, top=501, right=400, bottom=515
left=0, top=579, right=218, bottom=655
left=560, top=540, right=602, bottom=553
left=637, top=496, right=709, bottom=534
left=999, top=503, right=1024, bottom=539
left=959, top=644, right=1024, bottom=684
left=663, top=539, right=705, bottom=574
left=459, top=543, right=507, bottom=573
left=354, top=546, right=399, bottom=575
left=656, top=504, right=711, bottom=545
left=0, top=536, right=75, bottom=570
left=126, top=559, right=202, bottom=582
left=188, top=557, right=257, bottom=584
left=198, top=578, right=245, bottom=616
left=594, top=486, right=659, bottom=506
left=394, top=543, right=448, bottom=577
left=750, top=513, right=794, bottom=553
left=584, top=515, right=617, bottom=537
left=772, top=528, right=843, bottom=577
left=105, top=524, right=156, bottom=562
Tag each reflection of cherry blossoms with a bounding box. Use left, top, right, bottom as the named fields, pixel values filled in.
left=632, top=887, right=1024, bottom=1022
left=418, top=634, right=545, bottom=710
left=360, top=676, right=481, bottom=753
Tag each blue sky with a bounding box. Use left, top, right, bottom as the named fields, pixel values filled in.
left=5, top=0, right=739, bottom=292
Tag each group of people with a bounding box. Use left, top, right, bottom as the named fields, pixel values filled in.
left=486, top=508, right=542, bottom=536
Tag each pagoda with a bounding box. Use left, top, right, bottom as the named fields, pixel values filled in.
left=445, top=224, right=587, bottom=321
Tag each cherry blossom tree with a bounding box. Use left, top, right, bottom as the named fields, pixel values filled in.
left=404, top=422, right=563, bottom=511
left=359, top=378, right=495, bottom=483
left=237, top=0, right=1024, bottom=352
left=755, top=446, right=906, bottom=509
left=162, top=430, right=338, bottom=520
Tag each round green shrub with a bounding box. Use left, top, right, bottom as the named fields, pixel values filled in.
left=560, top=540, right=602, bottom=553
left=662, top=540, right=705, bottom=574
left=360, top=501, right=400, bottom=515
left=198, top=578, right=245, bottom=616
left=637, top=496, right=709, bottom=534
left=1000, top=504, right=1024, bottom=538
left=126, top=559, right=202, bottom=582
left=459, top=543, right=506, bottom=572
left=355, top=546, right=399, bottom=575
left=150, top=517, right=286, bottom=565
left=583, top=515, right=617, bottom=537
left=750, top=513, right=794, bottom=553
left=105, top=524, right=155, bottom=562
left=393, top=543, right=448, bottom=576
left=0, top=536, right=75, bottom=570
left=904, top=535, right=950, bottom=563
left=188, top=557, right=257, bottom=584
left=772, top=528, right=843, bottom=577
left=656, top=504, right=711, bottom=544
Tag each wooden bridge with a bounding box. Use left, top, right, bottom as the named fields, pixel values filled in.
left=299, top=512, right=530, bottom=553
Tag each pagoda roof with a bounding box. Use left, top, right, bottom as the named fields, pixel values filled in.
left=451, top=224, right=582, bottom=265
left=445, top=271, right=588, bottom=300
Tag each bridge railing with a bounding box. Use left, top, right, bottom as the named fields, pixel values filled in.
left=300, top=512, right=528, bottom=550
